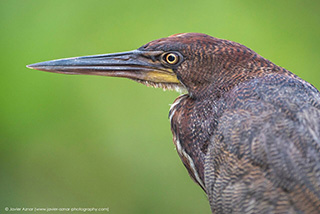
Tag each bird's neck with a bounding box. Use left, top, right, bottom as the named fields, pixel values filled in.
left=187, top=56, right=292, bottom=100
left=169, top=93, right=221, bottom=190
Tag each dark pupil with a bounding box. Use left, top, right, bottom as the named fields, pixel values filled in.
left=168, top=55, right=176, bottom=62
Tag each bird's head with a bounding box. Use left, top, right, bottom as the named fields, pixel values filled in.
left=28, top=33, right=274, bottom=98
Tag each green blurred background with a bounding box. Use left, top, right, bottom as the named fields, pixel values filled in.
left=1, top=0, right=319, bottom=213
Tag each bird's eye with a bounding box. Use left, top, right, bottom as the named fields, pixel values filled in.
left=162, top=52, right=180, bottom=65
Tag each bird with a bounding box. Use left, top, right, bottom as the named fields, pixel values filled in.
left=27, top=33, right=320, bottom=213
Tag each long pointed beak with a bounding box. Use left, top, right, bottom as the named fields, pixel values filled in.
left=27, top=50, right=181, bottom=84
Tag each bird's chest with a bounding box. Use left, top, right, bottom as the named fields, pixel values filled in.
left=169, top=95, right=218, bottom=189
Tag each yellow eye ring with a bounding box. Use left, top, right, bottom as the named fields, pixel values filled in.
left=165, top=53, right=179, bottom=64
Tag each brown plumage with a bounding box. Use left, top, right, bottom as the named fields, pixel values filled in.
left=28, top=33, right=320, bottom=213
